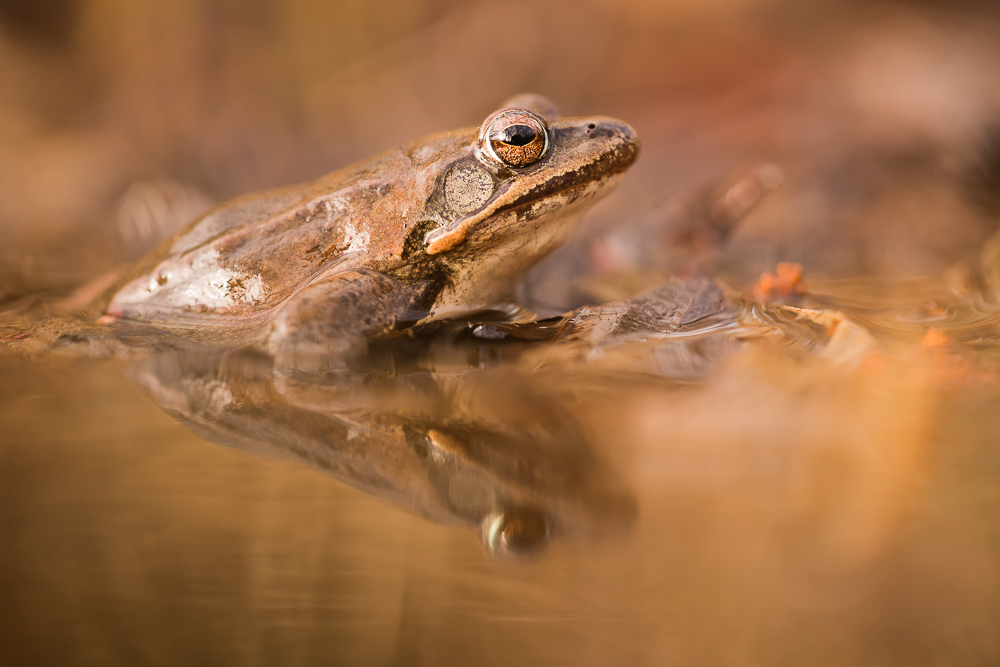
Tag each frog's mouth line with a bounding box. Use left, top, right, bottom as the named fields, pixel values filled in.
left=498, top=160, right=631, bottom=216
left=425, top=140, right=638, bottom=255
left=494, top=170, right=623, bottom=223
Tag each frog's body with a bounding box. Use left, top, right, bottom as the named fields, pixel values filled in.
left=5, top=96, right=639, bottom=361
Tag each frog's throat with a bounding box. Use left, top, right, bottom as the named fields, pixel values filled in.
left=424, top=170, right=622, bottom=255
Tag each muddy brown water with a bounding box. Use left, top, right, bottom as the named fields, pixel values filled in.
left=3, top=287, right=1000, bottom=666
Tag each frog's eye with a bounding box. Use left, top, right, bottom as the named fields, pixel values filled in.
left=478, top=109, right=549, bottom=168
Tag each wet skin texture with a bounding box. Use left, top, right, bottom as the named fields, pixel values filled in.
left=58, top=95, right=641, bottom=363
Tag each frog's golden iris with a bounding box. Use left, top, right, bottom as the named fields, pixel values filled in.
left=479, top=108, right=549, bottom=168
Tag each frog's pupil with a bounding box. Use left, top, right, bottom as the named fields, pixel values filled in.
left=498, top=124, right=536, bottom=146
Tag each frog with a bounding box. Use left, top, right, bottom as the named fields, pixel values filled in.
left=3, top=94, right=639, bottom=365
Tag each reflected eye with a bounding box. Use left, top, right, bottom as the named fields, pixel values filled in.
left=478, top=109, right=549, bottom=168
left=482, top=508, right=550, bottom=562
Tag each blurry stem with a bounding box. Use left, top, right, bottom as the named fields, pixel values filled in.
left=670, top=163, right=783, bottom=276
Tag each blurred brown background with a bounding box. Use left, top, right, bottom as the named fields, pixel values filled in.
left=2, top=1, right=1000, bottom=665
left=3, top=0, right=999, bottom=291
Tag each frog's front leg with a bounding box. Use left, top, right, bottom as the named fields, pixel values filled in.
left=265, top=268, right=425, bottom=372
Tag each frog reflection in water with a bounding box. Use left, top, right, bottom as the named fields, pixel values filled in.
left=7, top=95, right=660, bottom=560
left=128, top=347, right=641, bottom=562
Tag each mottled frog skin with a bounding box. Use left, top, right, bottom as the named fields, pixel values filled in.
left=51, top=94, right=639, bottom=363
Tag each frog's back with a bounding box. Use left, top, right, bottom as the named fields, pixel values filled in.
left=171, top=186, right=312, bottom=255
left=102, top=150, right=412, bottom=337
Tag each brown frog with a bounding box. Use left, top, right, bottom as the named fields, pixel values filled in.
left=1, top=96, right=647, bottom=561
left=5, top=95, right=639, bottom=364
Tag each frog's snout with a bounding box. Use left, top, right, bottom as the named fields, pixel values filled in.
left=586, top=117, right=641, bottom=172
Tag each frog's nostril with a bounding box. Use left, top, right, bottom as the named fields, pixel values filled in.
left=587, top=124, right=596, bottom=130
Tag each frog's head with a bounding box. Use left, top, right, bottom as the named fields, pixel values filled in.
left=385, top=95, right=639, bottom=309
